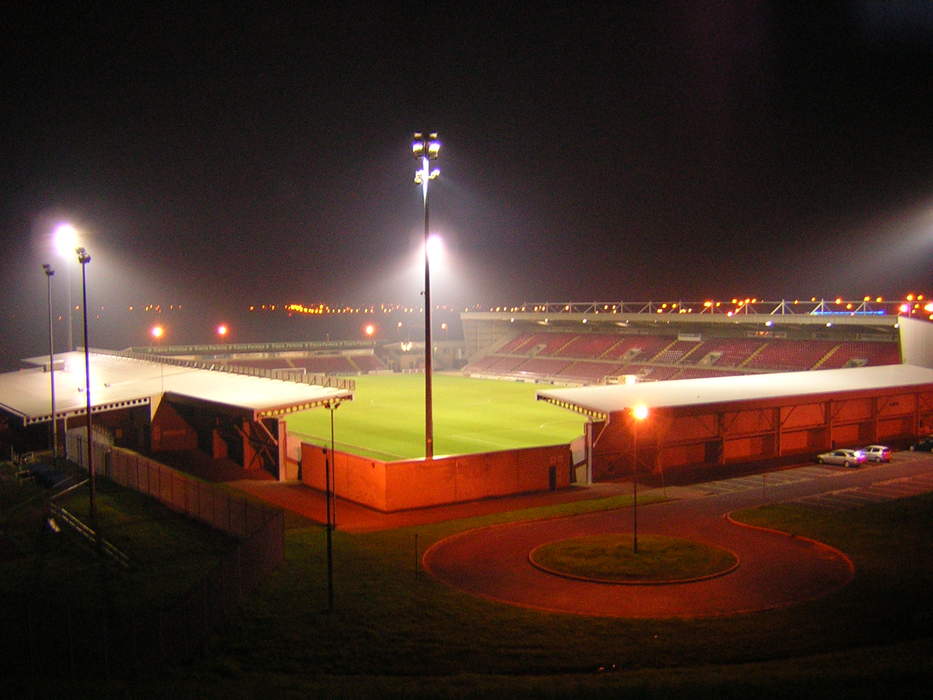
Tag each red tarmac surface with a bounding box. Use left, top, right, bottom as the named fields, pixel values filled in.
left=169, top=450, right=933, bottom=620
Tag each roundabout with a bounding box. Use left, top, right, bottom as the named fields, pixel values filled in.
left=528, top=533, right=739, bottom=585
left=422, top=498, right=855, bottom=619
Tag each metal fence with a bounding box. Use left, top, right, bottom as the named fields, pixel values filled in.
left=1, top=435, right=285, bottom=679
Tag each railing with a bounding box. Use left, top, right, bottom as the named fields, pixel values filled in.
left=474, top=299, right=919, bottom=317
left=17, top=433, right=288, bottom=679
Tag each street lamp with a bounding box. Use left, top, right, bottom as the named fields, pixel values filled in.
left=42, top=264, right=58, bottom=464
left=412, top=131, right=440, bottom=459
left=324, top=398, right=341, bottom=612
left=54, top=223, right=79, bottom=351
left=151, top=324, right=165, bottom=391
left=631, top=404, right=649, bottom=554
left=76, top=246, right=96, bottom=525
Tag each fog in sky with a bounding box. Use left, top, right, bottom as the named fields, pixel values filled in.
left=2, top=3, right=931, bottom=364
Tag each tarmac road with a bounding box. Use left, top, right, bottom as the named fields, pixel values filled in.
left=422, top=453, right=933, bottom=618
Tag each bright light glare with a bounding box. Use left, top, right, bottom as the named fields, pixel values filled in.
left=426, top=234, right=445, bottom=265
left=364, top=323, right=375, bottom=337
left=54, top=223, right=78, bottom=256
left=150, top=325, right=164, bottom=340
left=216, top=324, right=228, bottom=337
left=632, top=404, right=649, bottom=421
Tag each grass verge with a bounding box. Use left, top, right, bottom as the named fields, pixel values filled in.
left=531, top=533, right=737, bottom=581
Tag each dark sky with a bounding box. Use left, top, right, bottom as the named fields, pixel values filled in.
left=2, top=2, right=932, bottom=346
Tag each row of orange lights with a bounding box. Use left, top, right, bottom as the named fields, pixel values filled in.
left=148, top=323, right=228, bottom=340
left=248, top=295, right=930, bottom=319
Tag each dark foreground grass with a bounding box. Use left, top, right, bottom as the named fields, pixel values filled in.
left=287, top=374, right=582, bottom=459
left=138, top=491, right=930, bottom=698
left=531, top=533, right=737, bottom=581
left=0, top=466, right=237, bottom=619
left=4, top=463, right=932, bottom=697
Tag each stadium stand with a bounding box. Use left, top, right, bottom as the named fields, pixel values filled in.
left=514, top=358, right=573, bottom=376
left=348, top=355, right=387, bottom=372
left=557, top=361, right=625, bottom=382
left=686, top=338, right=766, bottom=367
left=650, top=339, right=702, bottom=364
left=555, top=334, right=620, bottom=358
left=600, top=335, right=672, bottom=362
left=817, top=341, right=902, bottom=369
left=743, top=340, right=839, bottom=371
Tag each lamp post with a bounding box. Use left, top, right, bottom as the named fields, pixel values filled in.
left=76, top=246, right=96, bottom=524
left=412, top=132, right=440, bottom=459
left=631, top=404, right=649, bottom=554
left=54, top=223, right=78, bottom=351
left=151, top=324, right=165, bottom=392
left=324, top=398, right=341, bottom=612
left=42, top=264, right=58, bottom=464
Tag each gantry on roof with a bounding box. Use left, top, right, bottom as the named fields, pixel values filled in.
left=537, top=364, right=933, bottom=419
left=0, top=352, right=352, bottom=425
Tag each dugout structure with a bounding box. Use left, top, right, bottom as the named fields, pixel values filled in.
left=538, top=364, right=933, bottom=483
left=0, top=350, right=352, bottom=480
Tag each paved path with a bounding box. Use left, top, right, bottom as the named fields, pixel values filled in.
left=423, top=453, right=933, bottom=619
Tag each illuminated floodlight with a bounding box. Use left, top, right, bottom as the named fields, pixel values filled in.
left=364, top=323, right=375, bottom=338
left=426, top=233, right=445, bottom=265
left=632, top=404, right=649, bottom=421
left=54, top=223, right=79, bottom=256
left=150, top=324, right=165, bottom=340
left=216, top=323, right=229, bottom=337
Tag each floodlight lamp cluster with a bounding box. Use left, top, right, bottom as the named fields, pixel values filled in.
left=411, top=132, right=440, bottom=158
left=76, top=247, right=90, bottom=264
left=412, top=132, right=440, bottom=185
left=42, top=263, right=54, bottom=277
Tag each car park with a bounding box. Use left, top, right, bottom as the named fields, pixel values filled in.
left=816, top=448, right=867, bottom=467
left=909, top=436, right=933, bottom=452
left=862, top=445, right=891, bottom=463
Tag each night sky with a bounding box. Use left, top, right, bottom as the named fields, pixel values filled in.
left=2, top=3, right=931, bottom=363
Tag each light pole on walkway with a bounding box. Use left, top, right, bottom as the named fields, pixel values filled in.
left=631, top=404, right=649, bottom=554
left=324, top=397, right=341, bottom=612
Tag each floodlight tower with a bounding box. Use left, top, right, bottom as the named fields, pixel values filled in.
left=42, top=264, right=57, bottom=463
left=76, top=246, right=96, bottom=524
left=412, top=132, right=440, bottom=459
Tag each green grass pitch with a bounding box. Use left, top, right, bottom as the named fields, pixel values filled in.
left=286, top=374, right=584, bottom=460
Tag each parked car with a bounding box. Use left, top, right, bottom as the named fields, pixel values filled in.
left=909, top=436, right=933, bottom=452
left=816, top=448, right=867, bottom=467
left=862, top=445, right=892, bottom=463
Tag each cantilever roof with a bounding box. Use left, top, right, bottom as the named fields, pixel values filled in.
left=0, top=351, right=352, bottom=425
left=537, top=364, right=933, bottom=417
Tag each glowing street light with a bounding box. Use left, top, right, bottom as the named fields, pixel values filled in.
left=151, top=324, right=166, bottom=391
left=412, top=131, right=440, bottom=459
left=631, top=404, right=649, bottom=554
left=54, top=223, right=79, bottom=350
left=216, top=323, right=229, bottom=340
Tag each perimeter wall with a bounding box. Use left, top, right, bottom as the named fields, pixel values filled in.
left=298, top=442, right=572, bottom=511
left=591, top=382, right=933, bottom=480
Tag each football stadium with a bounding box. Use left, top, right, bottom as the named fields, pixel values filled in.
left=2, top=297, right=930, bottom=511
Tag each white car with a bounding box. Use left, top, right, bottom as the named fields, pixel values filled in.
left=862, top=445, right=891, bottom=463
left=816, top=449, right=866, bottom=467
